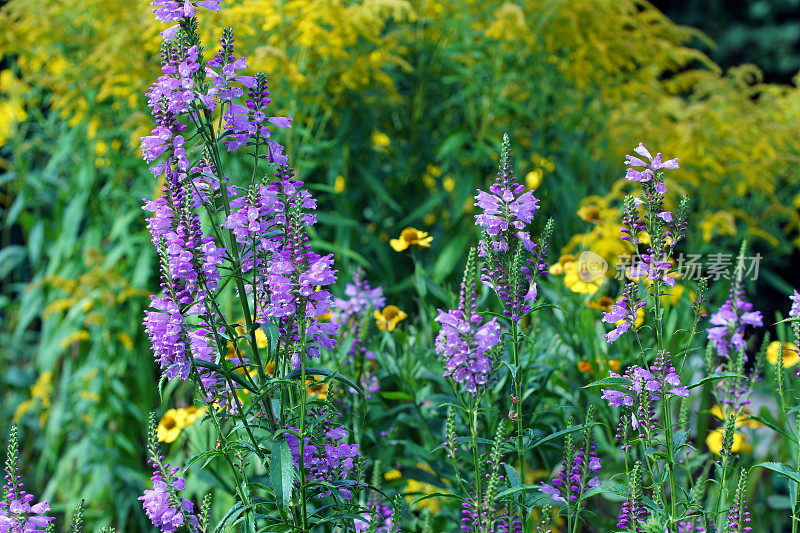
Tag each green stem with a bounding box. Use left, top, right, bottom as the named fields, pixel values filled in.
left=511, top=321, right=527, bottom=528
left=469, top=397, right=484, bottom=533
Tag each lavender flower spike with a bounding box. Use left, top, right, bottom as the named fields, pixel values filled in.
left=434, top=248, right=502, bottom=395
left=475, top=134, right=540, bottom=255
left=0, top=427, right=55, bottom=533
left=602, top=282, right=645, bottom=343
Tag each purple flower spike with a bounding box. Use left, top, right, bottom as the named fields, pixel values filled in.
left=434, top=249, right=502, bottom=395
left=0, top=427, right=55, bottom=533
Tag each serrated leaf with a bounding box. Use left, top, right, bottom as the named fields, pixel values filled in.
left=270, top=441, right=294, bottom=508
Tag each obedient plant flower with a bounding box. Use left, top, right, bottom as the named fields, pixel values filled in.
left=354, top=496, right=397, bottom=533
left=0, top=426, right=54, bottom=533
left=205, top=28, right=255, bottom=106
left=223, top=72, right=291, bottom=160
left=475, top=135, right=551, bottom=322
left=435, top=248, right=502, bottom=395
left=286, top=415, right=361, bottom=500
left=140, top=416, right=201, bottom=533
left=460, top=493, right=522, bottom=533
left=677, top=518, right=707, bottom=532
left=602, top=282, right=646, bottom=343
left=620, top=143, right=688, bottom=290
left=332, top=268, right=386, bottom=326
left=791, top=290, right=800, bottom=318
left=616, top=461, right=648, bottom=531
left=475, top=134, right=540, bottom=255
left=601, top=352, right=689, bottom=447
left=539, top=421, right=602, bottom=505
left=725, top=470, right=753, bottom=533
left=706, top=285, right=763, bottom=358
left=151, top=0, right=221, bottom=39
left=624, top=142, right=679, bottom=187
left=261, top=169, right=340, bottom=366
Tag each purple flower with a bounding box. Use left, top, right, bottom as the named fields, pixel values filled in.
left=460, top=492, right=522, bottom=533
left=434, top=250, right=502, bottom=395
left=539, top=436, right=602, bottom=505
left=332, top=269, right=386, bottom=325
left=624, top=142, right=679, bottom=185
left=601, top=352, right=689, bottom=447
left=222, top=73, right=291, bottom=162
left=602, top=282, right=645, bottom=343
left=474, top=136, right=540, bottom=256
left=1, top=428, right=55, bottom=533
left=151, top=0, right=221, bottom=39
left=678, top=518, right=707, bottom=532
left=355, top=496, right=398, bottom=532
left=790, top=289, right=800, bottom=319
left=205, top=28, right=256, bottom=104
left=285, top=417, right=361, bottom=500
left=706, top=289, right=763, bottom=358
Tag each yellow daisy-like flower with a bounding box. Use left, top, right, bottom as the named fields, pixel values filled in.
left=709, top=405, right=762, bottom=429
left=182, top=406, right=207, bottom=426
left=548, top=254, right=576, bottom=276
left=384, top=469, right=402, bottom=482
left=577, top=361, right=592, bottom=373
left=404, top=463, right=444, bottom=514
left=586, top=296, right=615, bottom=312
left=389, top=227, right=433, bottom=252
left=157, top=409, right=185, bottom=443
left=371, top=131, right=391, bottom=152
left=374, top=305, right=408, bottom=332
left=576, top=205, right=602, bottom=224
left=525, top=168, right=543, bottom=190
left=659, top=284, right=686, bottom=307
left=563, top=261, right=603, bottom=295
left=334, top=175, right=345, bottom=193
left=305, top=376, right=330, bottom=400
left=766, top=341, right=800, bottom=368
left=706, top=429, right=750, bottom=456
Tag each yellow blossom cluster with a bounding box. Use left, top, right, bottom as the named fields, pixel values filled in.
left=0, top=0, right=414, bottom=148
left=157, top=406, right=207, bottom=443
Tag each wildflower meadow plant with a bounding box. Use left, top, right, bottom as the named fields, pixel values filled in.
left=134, top=2, right=386, bottom=530
left=6, top=1, right=800, bottom=529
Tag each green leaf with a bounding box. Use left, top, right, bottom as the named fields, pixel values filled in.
left=407, top=491, right=460, bottom=509
left=582, top=377, right=629, bottom=389
left=686, top=372, right=744, bottom=390
left=753, top=462, right=800, bottom=484
left=270, top=441, right=294, bottom=508
left=495, top=484, right=541, bottom=499
left=526, top=424, right=593, bottom=451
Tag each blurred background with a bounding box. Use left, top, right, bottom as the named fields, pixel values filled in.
left=1, top=0, right=800, bottom=529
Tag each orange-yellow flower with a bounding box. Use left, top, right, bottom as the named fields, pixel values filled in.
left=157, top=409, right=184, bottom=443
left=709, top=405, right=762, bottom=429
left=586, top=296, right=615, bottom=312
left=389, top=227, right=433, bottom=252
left=766, top=341, right=800, bottom=368
left=374, top=305, right=408, bottom=332
left=706, top=429, right=750, bottom=456
left=305, top=376, right=330, bottom=400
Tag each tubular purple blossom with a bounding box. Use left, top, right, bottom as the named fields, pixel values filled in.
left=1, top=427, right=54, bottom=533
left=706, top=287, right=763, bottom=358
left=602, top=282, right=645, bottom=343
left=285, top=416, right=361, bottom=500
left=435, top=248, right=502, bottom=395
